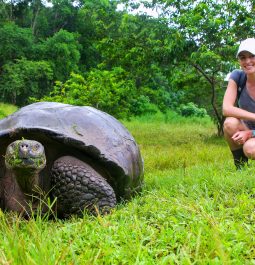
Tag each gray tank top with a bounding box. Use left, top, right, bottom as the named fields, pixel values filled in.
left=230, top=70, right=255, bottom=129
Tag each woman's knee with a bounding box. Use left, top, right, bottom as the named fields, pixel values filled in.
left=223, top=117, right=243, bottom=135
left=243, top=140, right=255, bottom=159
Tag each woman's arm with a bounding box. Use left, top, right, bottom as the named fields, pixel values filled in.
left=222, top=79, right=255, bottom=121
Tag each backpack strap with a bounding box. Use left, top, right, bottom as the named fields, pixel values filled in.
left=237, top=71, right=247, bottom=102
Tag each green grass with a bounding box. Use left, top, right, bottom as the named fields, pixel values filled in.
left=0, top=103, right=18, bottom=118
left=1, top=110, right=255, bottom=264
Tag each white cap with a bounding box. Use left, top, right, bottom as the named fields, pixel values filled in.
left=237, top=38, right=255, bottom=57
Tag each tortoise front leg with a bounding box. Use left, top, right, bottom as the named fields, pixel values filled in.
left=51, top=156, right=116, bottom=218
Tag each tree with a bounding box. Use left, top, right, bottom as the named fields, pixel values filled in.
left=0, top=0, right=12, bottom=23
left=0, top=22, right=34, bottom=67
left=0, top=58, right=53, bottom=105
left=75, top=0, right=122, bottom=70
left=38, top=29, right=81, bottom=81
left=47, top=0, right=79, bottom=34
left=95, top=10, right=179, bottom=112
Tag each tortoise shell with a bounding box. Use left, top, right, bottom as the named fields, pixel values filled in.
left=0, top=102, right=144, bottom=199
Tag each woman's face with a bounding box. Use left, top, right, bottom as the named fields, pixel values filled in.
left=238, top=51, right=255, bottom=74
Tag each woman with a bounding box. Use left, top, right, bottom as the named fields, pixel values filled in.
left=223, top=38, right=255, bottom=169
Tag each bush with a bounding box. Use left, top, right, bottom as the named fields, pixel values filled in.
left=38, top=68, right=136, bottom=119
left=130, top=95, right=158, bottom=116
left=178, top=102, right=208, bottom=117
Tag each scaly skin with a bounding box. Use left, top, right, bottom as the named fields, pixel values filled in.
left=51, top=156, right=117, bottom=218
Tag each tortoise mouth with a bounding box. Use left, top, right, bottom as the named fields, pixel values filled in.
left=6, top=156, right=46, bottom=170
left=8, top=157, right=46, bottom=169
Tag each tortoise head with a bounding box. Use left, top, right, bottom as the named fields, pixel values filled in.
left=5, top=139, right=46, bottom=194
left=5, top=139, right=46, bottom=171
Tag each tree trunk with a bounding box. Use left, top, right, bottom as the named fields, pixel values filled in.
left=191, top=62, right=224, bottom=136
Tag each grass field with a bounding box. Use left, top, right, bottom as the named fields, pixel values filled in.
left=1, top=109, right=255, bottom=264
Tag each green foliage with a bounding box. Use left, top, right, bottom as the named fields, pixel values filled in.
left=76, top=0, right=120, bottom=69
left=130, top=95, right=158, bottom=116
left=47, top=0, right=79, bottom=34
left=0, top=1, right=11, bottom=24
left=38, top=29, right=81, bottom=81
left=178, top=102, right=208, bottom=118
left=0, top=22, right=34, bottom=67
left=96, top=12, right=176, bottom=112
left=0, top=58, right=53, bottom=106
left=40, top=68, right=171, bottom=118
left=40, top=69, right=135, bottom=118
left=127, top=109, right=212, bottom=126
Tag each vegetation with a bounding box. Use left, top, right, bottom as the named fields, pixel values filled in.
left=0, top=103, right=18, bottom=119
left=0, top=0, right=254, bottom=133
left=0, top=109, right=255, bottom=264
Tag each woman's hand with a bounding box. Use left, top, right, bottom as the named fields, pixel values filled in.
left=232, top=130, right=252, bottom=145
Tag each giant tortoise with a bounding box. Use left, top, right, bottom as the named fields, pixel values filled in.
left=0, top=102, right=144, bottom=217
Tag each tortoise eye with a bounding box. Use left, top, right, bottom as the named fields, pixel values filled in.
left=35, top=144, right=40, bottom=150
left=10, top=143, right=15, bottom=150
left=6, top=143, right=15, bottom=154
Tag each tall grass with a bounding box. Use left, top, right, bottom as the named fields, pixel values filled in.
left=0, top=109, right=255, bottom=264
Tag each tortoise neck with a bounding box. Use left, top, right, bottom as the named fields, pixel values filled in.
left=13, top=168, right=40, bottom=194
